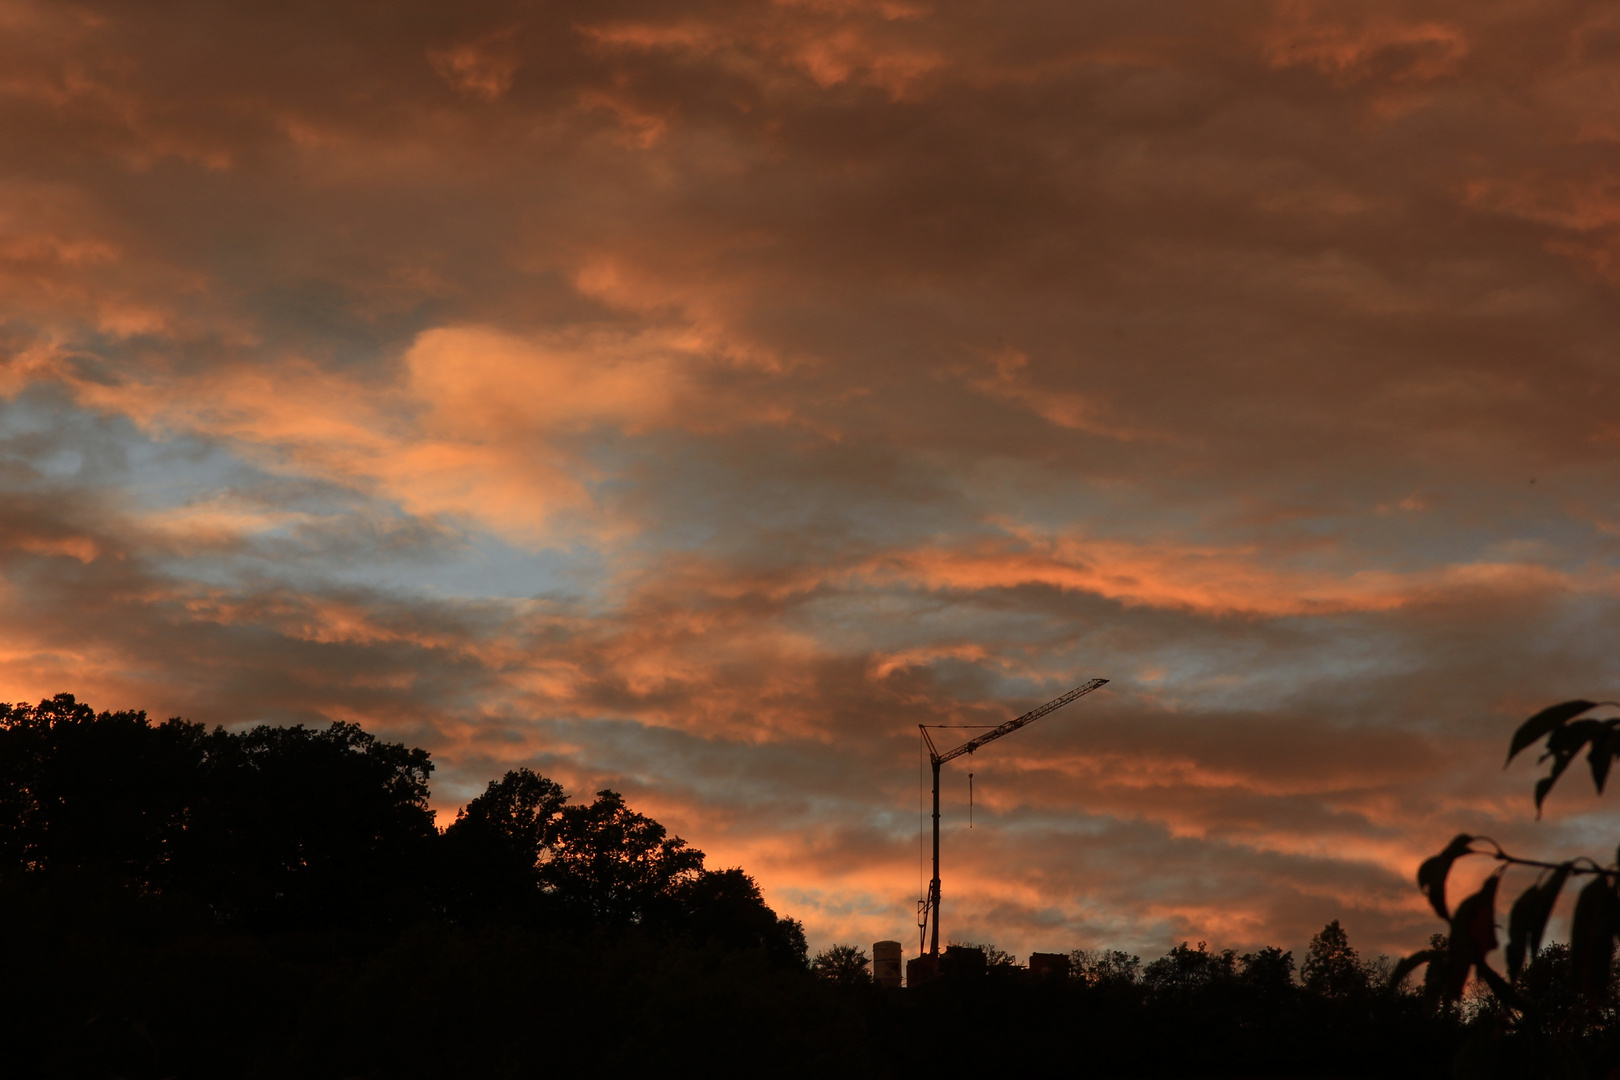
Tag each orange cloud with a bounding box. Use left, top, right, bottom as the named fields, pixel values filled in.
left=580, top=1, right=946, bottom=102
left=857, top=534, right=1589, bottom=617
left=966, top=347, right=1149, bottom=439
left=1263, top=4, right=1468, bottom=85
left=429, top=29, right=522, bottom=103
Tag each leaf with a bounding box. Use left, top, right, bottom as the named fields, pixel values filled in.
left=1506, top=865, right=1569, bottom=982
left=1590, top=720, right=1620, bottom=794
left=1535, top=720, right=1607, bottom=813
left=1389, top=948, right=1442, bottom=992
left=1443, top=872, right=1503, bottom=1005
left=1461, top=872, right=1503, bottom=958
left=1569, top=875, right=1617, bottom=1005
left=1417, top=834, right=1476, bottom=920
left=1508, top=700, right=1596, bottom=764
left=1542, top=719, right=1606, bottom=763
left=1534, top=776, right=1557, bottom=813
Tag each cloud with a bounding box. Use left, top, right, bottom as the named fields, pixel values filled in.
left=1262, top=4, right=1469, bottom=86
left=3, top=0, right=1620, bottom=963
left=430, top=30, right=522, bottom=103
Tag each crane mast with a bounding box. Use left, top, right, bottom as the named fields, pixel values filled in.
left=917, top=677, right=1108, bottom=961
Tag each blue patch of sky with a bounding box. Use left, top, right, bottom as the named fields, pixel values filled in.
left=374, top=531, right=608, bottom=602
left=179, top=522, right=600, bottom=604
left=200, top=515, right=604, bottom=604
left=2, top=391, right=609, bottom=603
left=2, top=388, right=142, bottom=484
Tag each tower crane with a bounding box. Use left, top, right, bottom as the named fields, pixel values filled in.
left=916, top=678, right=1108, bottom=961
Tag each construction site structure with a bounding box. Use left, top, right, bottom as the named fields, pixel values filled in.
left=916, top=678, right=1108, bottom=961
left=897, top=945, right=1075, bottom=986
left=872, top=940, right=903, bottom=988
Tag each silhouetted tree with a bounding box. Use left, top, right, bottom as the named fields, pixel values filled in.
left=1512, top=943, right=1584, bottom=1037
left=179, top=719, right=436, bottom=929
left=0, top=693, right=207, bottom=880
left=440, top=768, right=565, bottom=921
left=1240, top=945, right=1297, bottom=996
left=674, top=867, right=808, bottom=966
left=541, top=788, right=705, bottom=924
left=0, top=695, right=437, bottom=929
left=449, top=768, right=566, bottom=857
left=1143, top=940, right=1236, bottom=995
left=1303, top=920, right=1368, bottom=999
left=1071, top=948, right=1142, bottom=989
left=811, top=943, right=872, bottom=985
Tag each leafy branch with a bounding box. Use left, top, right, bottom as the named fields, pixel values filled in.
left=1399, top=700, right=1620, bottom=1010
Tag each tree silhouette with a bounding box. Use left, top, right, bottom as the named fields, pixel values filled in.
left=674, top=866, right=808, bottom=966
left=1239, top=946, right=1296, bottom=995
left=1303, top=920, right=1368, bottom=999
left=0, top=694, right=437, bottom=929
left=451, top=769, right=566, bottom=856
left=0, top=693, right=207, bottom=880
left=440, top=768, right=565, bottom=921
left=540, top=788, right=705, bottom=924
left=811, top=943, right=872, bottom=985
left=1071, top=948, right=1142, bottom=989
left=1143, top=941, right=1236, bottom=995
left=180, top=719, right=436, bottom=929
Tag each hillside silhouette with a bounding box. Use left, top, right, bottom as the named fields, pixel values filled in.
left=0, top=693, right=1606, bottom=1078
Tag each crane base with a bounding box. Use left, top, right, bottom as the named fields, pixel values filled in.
left=905, top=955, right=938, bottom=987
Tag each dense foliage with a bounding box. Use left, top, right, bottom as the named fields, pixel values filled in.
left=0, top=692, right=1580, bottom=1078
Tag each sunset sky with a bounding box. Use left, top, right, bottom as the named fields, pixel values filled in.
left=5, top=0, right=1620, bottom=963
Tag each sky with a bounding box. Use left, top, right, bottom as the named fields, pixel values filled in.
left=5, top=0, right=1620, bottom=965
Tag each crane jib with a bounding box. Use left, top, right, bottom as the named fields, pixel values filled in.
left=930, top=677, right=1108, bottom=765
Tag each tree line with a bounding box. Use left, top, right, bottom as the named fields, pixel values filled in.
left=0, top=692, right=803, bottom=957
left=0, top=692, right=1611, bottom=1078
